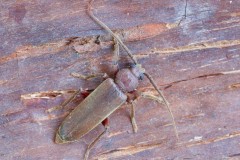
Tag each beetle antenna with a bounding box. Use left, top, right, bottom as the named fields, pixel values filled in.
left=87, top=0, right=179, bottom=140
left=144, top=72, right=179, bottom=140
left=87, top=0, right=138, bottom=65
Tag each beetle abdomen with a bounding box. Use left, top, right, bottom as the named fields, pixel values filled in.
left=55, top=78, right=127, bottom=143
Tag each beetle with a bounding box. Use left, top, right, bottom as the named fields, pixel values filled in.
left=54, top=1, right=179, bottom=159
left=55, top=64, right=147, bottom=159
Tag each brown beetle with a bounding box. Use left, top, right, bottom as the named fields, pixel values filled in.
left=55, top=64, right=147, bottom=159
left=54, top=1, right=179, bottom=159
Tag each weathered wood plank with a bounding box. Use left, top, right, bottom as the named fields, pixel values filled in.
left=1, top=0, right=240, bottom=159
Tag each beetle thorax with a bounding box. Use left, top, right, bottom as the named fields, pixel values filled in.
left=115, top=65, right=145, bottom=92
left=115, top=68, right=138, bottom=92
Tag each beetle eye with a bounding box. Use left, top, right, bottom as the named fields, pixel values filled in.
left=128, top=63, right=136, bottom=68
left=139, top=74, right=144, bottom=80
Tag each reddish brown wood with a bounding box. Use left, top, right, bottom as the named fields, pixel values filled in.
left=1, top=0, right=240, bottom=159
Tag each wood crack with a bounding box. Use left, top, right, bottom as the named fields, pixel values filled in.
left=164, top=69, right=240, bottom=89
left=95, top=142, right=164, bottom=160
left=178, top=131, right=240, bottom=147
left=152, top=40, right=240, bottom=55
left=0, top=23, right=175, bottom=64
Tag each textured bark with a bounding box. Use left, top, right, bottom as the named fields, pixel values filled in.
left=1, top=0, right=240, bottom=160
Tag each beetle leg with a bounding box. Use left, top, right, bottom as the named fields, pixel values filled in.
left=46, top=89, right=92, bottom=113
left=126, top=91, right=140, bottom=133
left=113, top=37, right=120, bottom=66
left=84, top=118, right=109, bottom=160
left=130, top=100, right=138, bottom=133
left=70, top=72, right=109, bottom=80
left=140, top=92, right=166, bottom=105
left=46, top=89, right=81, bottom=113
left=127, top=91, right=166, bottom=133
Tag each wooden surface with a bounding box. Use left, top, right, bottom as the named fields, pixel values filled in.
left=1, top=0, right=240, bottom=159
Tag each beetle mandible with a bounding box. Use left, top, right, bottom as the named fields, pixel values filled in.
left=53, top=0, right=179, bottom=159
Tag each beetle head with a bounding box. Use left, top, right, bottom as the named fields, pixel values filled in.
left=115, top=64, right=145, bottom=92
left=130, top=64, right=145, bottom=80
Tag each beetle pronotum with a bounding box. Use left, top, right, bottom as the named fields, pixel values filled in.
left=54, top=0, right=179, bottom=159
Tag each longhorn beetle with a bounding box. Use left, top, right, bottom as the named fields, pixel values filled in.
left=53, top=0, right=179, bottom=159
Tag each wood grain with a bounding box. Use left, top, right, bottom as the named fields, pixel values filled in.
left=1, top=0, right=240, bottom=159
